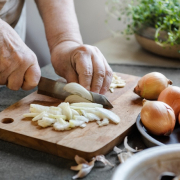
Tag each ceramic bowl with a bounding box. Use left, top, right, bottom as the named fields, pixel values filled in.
left=112, top=144, right=180, bottom=180
left=136, top=113, right=180, bottom=147
left=135, top=27, right=180, bottom=59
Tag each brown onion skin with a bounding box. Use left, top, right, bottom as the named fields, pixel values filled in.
left=134, top=72, right=172, bottom=100
left=141, top=101, right=176, bottom=136
left=158, top=86, right=180, bottom=123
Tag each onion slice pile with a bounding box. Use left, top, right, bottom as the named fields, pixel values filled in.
left=23, top=102, right=120, bottom=130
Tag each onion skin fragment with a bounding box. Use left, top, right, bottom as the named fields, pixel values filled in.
left=158, top=86, right=180, bottom=123
left=141, top=100, right=176, bottom=136
left=134, top=72, right=172, bottom=100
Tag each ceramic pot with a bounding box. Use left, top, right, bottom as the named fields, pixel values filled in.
left=135, top=27, right=180, bottom=59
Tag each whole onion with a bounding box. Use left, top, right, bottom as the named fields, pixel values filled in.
left=141, top=100, right=176, bottom=136
left=158, top=86, right=180, bottom=123
left=134, top=72, right=172, bottom=100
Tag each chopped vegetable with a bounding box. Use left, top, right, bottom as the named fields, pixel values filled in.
left=69, top=120, right=85, bottom=128
left=23, top=113, right=39, bottom=118
left=24, top=100, right=120, bottom=131
left=109, top=73, right=126, bottom=93
left=95, top=107, right=120, bottom=124
left=63, top=82, right=93, bottom=101
left=53, top=118, right=70, bottom=131
left=97, top=118, right=109, bottom=126
left=65, top=94, right=91, bottom=103
left=84, top=112, right=101, bottom=121
left=74, top=115, right=89, bottom=123
left=38, top=117, right=56, bottom=128
left=30, top=104, right=50, bottom=113
left=71, top=102, right=103, bottom=108
left=58, top=102, right=72, bottom=120
left=32, top=111, right=49, bottom=121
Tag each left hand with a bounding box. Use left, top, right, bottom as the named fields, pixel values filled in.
left=51, top=41, right=113, bottom=94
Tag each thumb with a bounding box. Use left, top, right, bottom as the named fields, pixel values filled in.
left=22, top=63, right=41, bottom=90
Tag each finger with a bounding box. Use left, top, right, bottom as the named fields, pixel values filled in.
left=22, top=63, right=41, bottom=90
left=0, top=62, right=17, bottom=85
left=7, top=68, right=25, bottom=90
left=74, top=52, right=93, bottom=91
left=90, top=53, right=105, bottom=93
left=0, top=71, right=9, bottom=85
left=65, top=69, right=79, bottom=83
left=100, top=60, right=113, bottom=94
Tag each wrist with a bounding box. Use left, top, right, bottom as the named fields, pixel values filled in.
left=47, top=33, right=83, bottom=53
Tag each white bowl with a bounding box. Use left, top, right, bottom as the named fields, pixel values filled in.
left=112, top=144, right=180, bottom=180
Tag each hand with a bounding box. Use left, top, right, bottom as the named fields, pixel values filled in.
left=0, top=19, right=41, bottom=90
left=51, top=41, right=113, bottom=94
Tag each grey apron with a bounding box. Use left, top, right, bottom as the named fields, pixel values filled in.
left=0, top=0, right=26, bottom=41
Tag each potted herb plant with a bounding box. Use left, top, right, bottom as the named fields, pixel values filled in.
left=105, top=0, right=180, bottom=58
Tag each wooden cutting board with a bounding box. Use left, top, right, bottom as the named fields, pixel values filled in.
left=0, top=73, right=142, bottom=160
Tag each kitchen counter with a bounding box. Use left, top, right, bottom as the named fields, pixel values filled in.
left=0, top=63, right=180, bottom=180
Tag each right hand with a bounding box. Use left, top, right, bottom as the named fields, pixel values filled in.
left=0, top=19, right=41, bottom=90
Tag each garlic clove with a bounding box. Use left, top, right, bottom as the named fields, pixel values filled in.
left=95, top=155, right=114, bottom=166
left=118, top=151, right=132, bottom=163
left=124, top=136, right=139, bottom=153
left=71, top=162, right=95, bottom=179
left=71, top=155, right=113, bottom=179
left=63, top=82, right=93, bottom=101
left=74, top=155, right=88, bottom=165
left=113, top=146, right=123, bottom=154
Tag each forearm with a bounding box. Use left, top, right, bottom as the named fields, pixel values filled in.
left=35, top=0, right=83, bottom=52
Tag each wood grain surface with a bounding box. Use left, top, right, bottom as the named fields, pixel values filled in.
left=0, top=73, right=142, bottom=160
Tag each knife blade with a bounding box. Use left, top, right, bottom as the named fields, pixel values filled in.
left=37, top=76, right=113, bottom=109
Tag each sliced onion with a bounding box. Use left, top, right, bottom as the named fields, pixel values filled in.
left=65, top=95, right=91, bottom=103
left=64, top=82, right=93, bottom=101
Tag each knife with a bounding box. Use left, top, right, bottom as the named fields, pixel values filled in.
left=37, top=76, right=113, bottom=109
